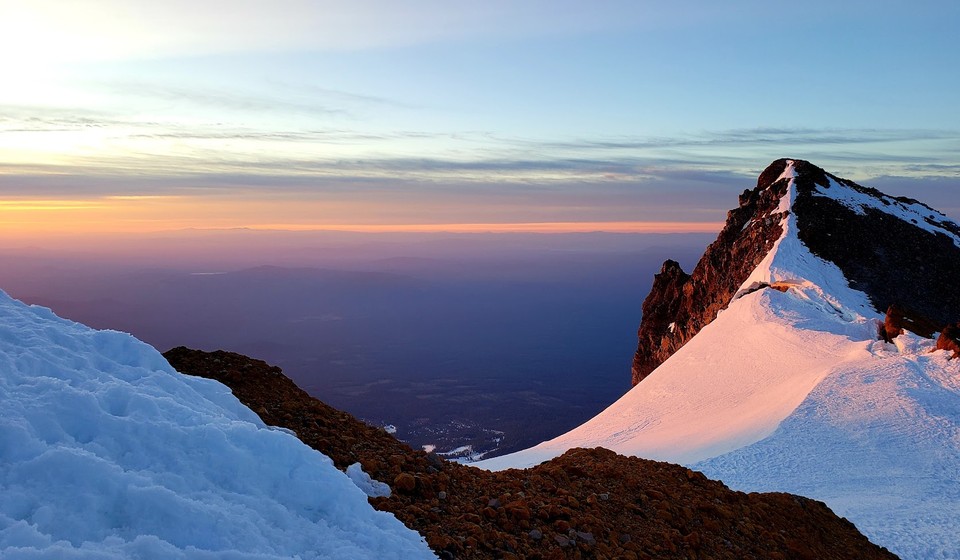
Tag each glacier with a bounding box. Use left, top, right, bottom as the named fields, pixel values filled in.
left=0, top=290, right=435, bottom=559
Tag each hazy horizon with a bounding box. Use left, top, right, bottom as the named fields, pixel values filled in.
left=0, top=230, right=714, bottom=454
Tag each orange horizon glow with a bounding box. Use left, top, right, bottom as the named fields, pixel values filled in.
left=0, top=196, right=724, bottom=237
left=243, top=221, right=725, bottom=234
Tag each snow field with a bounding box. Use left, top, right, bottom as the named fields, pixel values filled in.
left=696, top=337, right=960, bottom=560
left=0, top=290, right=435, bottom=559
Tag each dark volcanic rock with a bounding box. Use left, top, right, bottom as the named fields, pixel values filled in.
left=790, top=161, right=960, bottom=330
left=166, top=347, right=898, bottom=560
left=633, top=158, right=960, bottom=385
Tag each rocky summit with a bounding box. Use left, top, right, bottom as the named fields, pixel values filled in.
left=166, top=346, right=897, bottom=560
left=632, top=158, right=960, bottom=385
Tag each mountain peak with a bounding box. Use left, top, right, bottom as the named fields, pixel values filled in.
left=481, top=160, right=960, bottom=558
left=631, top=158, right=960, bottom=385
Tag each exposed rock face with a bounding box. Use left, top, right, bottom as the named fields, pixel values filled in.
left=166, top=347, right=898, bottom=560
left=633, top=158, right=960, bottom=385
left=790, top=161, right=960, bottom=330
left=937, top=324, right=960, bottom=359
left=631, top=161, right=791, bottom=384
left=882, top=304, right=942, bottom=342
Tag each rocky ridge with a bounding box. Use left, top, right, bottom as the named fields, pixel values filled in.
left=633, top=158, right=960, bottom=385
left=166, top=346, right=897, bottom=560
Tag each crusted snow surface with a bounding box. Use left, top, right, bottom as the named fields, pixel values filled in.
left=346, top=463, right=391, bottom=498
left=696, top=335, right=960, bottom=560
left=0, top=290, right=435, bottom=559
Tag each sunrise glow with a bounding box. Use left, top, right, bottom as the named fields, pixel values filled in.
left=0, top=1, right=956, bottom=242
left=0, top=193, right=723, bottom=237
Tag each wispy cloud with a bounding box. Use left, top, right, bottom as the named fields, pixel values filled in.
left=534, top=127, right=960, bottom=151
left=102, top=81, right=351, bottom=118
left=2, top=106, right=956, bottom=210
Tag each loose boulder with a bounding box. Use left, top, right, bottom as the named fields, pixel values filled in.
left=936, top=323, right=960, bottom=359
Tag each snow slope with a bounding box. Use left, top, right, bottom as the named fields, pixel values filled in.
left=695, top=334, right=960, bottom=560
left=0, top=290, right=435, bottom=559
left=479, top=161, right=960, bottom=559
left=479, top=164, right=878, bottom=469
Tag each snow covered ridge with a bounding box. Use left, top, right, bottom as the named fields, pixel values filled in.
left=479, top=159, right=960, bottom=559
left=811, top=172, right=960, bottom=248
left=787, top=158, right=960, bottom=328
left=0, top=290, right=435, bottom=559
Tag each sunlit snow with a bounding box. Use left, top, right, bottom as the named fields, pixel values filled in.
left=479, top=161, right=960, bottom=560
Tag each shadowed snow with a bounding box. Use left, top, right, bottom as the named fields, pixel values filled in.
left=0, top=290, right=435, bottom=559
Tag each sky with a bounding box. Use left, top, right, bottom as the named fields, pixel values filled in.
left=1, top=0, right=958, bottom=239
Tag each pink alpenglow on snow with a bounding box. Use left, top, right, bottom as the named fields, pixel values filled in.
left=478, top=160, right=960, bottom=560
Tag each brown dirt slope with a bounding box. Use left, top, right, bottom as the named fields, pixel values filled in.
left=164, top=346, right=898, bottom=560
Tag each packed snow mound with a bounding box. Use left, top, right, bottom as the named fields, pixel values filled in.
left=0, top=290, right=435, bottom=559
left=478, top=160, right=960, bottom=559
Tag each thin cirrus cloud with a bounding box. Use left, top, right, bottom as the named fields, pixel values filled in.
left=102, top=82, right=350, bottom=118
left=1, top=119, right=957, bottom=190
left=536, top=128, right=960, bottom=154
left=4, top=97, right=955, bottom=166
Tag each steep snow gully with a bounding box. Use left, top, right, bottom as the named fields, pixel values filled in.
left=480, top=160, right=960, bottom=560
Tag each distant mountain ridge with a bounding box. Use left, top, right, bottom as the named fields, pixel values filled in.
left=632, top=158, right=960, bottom=385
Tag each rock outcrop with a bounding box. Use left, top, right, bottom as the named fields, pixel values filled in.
left=166, top=346, right=898, bottom=560
left=631, top=162, right=791, bottom=384
left=633, top=158, right=960, bottom=385
left=881, top=304, right=941, bottom=342
left=937, top=324, right=960, bottom=359
left=790, top=162, right=960, bottom=329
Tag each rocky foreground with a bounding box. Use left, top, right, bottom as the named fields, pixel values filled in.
left=165, top=346, right=897, bottom=560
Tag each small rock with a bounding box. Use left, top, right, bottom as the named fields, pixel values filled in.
left=554, top=534, right=571, bottom=547
left=438, top=491, right=447, bottom=500
left=528, top=529, right=543, bottom=541
left=937, top=323, right=960, bottom=359
left=425, top=452, right=445, bottom=469
left=393, top=473, right=416, bottom=493
left=576, top=531, right=596, bottom=546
